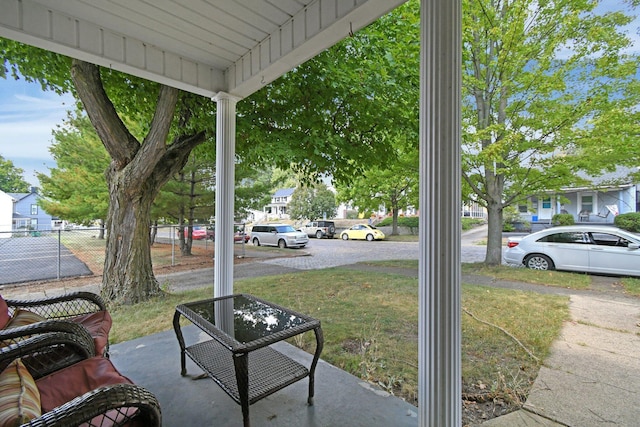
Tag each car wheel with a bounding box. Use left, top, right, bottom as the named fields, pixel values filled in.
left=366, top=234, right=374, bottom=241
left=524, top=254, right=554, bottom=271
left=252, top=238, right=260, bottom=246
left=341, top=234, right=349, bottom=240
left=316, top=230, right=323, bottom=239
left=278, top=239, right=287, bottom=249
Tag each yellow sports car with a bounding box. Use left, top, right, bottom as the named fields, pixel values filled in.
left=340, top=224, right=385, bottom=241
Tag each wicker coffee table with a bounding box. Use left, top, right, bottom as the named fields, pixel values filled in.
left=173, top=294, right=323, bottom=427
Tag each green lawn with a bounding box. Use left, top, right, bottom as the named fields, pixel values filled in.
left=110, top=265, right=569, bottom=406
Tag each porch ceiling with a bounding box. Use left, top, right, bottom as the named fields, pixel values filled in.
left=0, top=0, right=406, bottom=98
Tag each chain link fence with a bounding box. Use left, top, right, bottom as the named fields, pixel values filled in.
left=0, top=225, right=219, bottom=286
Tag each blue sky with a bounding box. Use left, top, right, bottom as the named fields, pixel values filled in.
left=0, top=77, right=73, bottom=187
left=0, top=1, right=638, bottom=188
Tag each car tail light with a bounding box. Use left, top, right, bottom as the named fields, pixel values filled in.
left=507, top=241, right=519, bottom=248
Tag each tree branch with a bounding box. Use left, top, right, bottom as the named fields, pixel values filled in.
left=463, top=307, right=540, bottom=362
left=70, top=60, right=138, bottom=168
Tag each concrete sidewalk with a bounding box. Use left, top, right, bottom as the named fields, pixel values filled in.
left=480, top=293, right=640, bottom=426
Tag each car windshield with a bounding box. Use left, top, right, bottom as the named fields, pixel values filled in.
left=276, top=225, right=297, bottom=233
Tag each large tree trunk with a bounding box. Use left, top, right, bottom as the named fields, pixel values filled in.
left=70, top=59, right=207, bottom=304
left=102, top=170, right=161, bottom=304
left=484, top=167, right=505, bottom=265
left=391, top=205, right=399, bottom=236
left=484, top=200, right=503, bottom=265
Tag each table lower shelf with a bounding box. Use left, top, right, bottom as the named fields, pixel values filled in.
left=185, top=339, right=310, bottom=405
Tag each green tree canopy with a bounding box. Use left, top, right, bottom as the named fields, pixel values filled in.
left=37, top=111, right=109, bottom=226
left=235, top=2, right=420, bottom=185
left=0, top=155, right=29, bottom=193
left=288, top=183, right=337, bottom=221
left=337, top=141, right=419, bottom=234
left=461, top=0, right=640, bottom=264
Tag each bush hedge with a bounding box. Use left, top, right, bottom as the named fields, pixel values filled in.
left=614, top=212, right=640, bottom=232
left=552, top=213, right=575, bottom=226
left=376, top=216, right=484, bottom=232
left=377, top=216, right=419, bottom=228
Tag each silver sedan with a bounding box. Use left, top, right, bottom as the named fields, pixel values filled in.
left=504, top=225, right=640, bottom=277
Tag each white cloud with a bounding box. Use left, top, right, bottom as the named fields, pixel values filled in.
left=0, top=78, right=73, bottom=186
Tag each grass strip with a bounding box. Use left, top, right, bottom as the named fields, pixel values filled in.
left=109, top=266, right=568, bottom=406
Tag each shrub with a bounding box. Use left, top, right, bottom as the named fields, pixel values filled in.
left=461, top=217, right=484, bottom=230
left=614, top=212, right=640, bottom=232
left=377, top=216, right=419, bottom=229
left=552, top=213, right=575, bottom=226
left=502, top=206, right=530, bottom=232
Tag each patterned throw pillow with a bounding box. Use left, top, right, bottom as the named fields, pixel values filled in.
left=4, top=310, right=46, bottom=329
left=1, top=310, right=47, bottom=348
left=0, top=358, right=41, bottom=426
left=0, top=297, right=9, bottom=329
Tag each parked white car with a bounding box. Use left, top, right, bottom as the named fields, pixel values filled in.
left=504, top=225, right=640, bottom=277
left=250, top=224, right=309, bottom=248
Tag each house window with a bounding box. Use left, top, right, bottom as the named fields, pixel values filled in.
left=581, top=195, right=593, bottom=213
left=542, top=198, right=551, bottom=209
left=31, top=204, right=38, bottom=215
left=518, top=204, right=528, bottom=213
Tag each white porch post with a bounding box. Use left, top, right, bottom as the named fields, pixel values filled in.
left=213, top=92, right=240, bottom=298
left=418, top=0, right=462, bottom=426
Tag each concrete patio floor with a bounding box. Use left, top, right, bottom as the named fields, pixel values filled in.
left=110, top=325, right=419, bottom=427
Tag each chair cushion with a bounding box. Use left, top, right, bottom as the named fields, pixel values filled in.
left=0, top=296, right=9, bottom=329
left=4, top=309, right=46, bottom=329
left=37, top=356, right=133, bottom=413
left=70, top=310, right=112, bottom=356
left=0, top=358, right=42, bottom=426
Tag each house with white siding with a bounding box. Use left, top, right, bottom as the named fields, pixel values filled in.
left=0, top=190, right=13, bottom=237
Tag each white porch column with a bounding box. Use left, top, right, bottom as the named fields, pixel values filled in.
left=213, top=92, right=240, bottom=298
left=418, top=0, right=462, bottom=426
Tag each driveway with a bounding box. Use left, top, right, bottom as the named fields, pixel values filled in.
left=0, top=235, right=92, bottom=285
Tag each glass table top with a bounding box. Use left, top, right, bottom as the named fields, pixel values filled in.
left=183, top=294, right=313, bottom=344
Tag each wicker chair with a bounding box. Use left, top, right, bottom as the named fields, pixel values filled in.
left=0, top=331, right=161, bottom=427
left=1, top=291, right=112, bottom=356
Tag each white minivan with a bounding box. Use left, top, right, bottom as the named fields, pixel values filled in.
left=250, top=224, right=309, bottom=248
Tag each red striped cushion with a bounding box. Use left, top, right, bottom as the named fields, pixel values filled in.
left=0, top=358, right=41, bottom=426
left=0, top=296, right=9, bottom=329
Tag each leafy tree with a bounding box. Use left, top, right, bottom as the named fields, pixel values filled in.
left=3, top=22, right=411, bottom=303
left=37, top=111, right=109, bottom=232
left=234, top=165, right=282, bottom=221
left=337, top=144, right=419, bottom=235
left=234, top=2, right=421, bottom=187
left=2, top=41, right=213, bottom=304
left=161, top=149, right=215, bottom=256
left=462, top=0, right=640, bottom=264
left=0, top=155, right=29, bottom=192
left=288, top=183, right=337, bottom=221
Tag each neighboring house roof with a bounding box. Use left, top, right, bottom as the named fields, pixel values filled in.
left=273, top=188, right=295, bottom=198
left=576, top=166, right=640, bottom=187
left=7, top=192, right=30, bottom=202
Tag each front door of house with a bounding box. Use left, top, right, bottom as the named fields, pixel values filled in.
left=538, top=197, right=553, bottom=220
